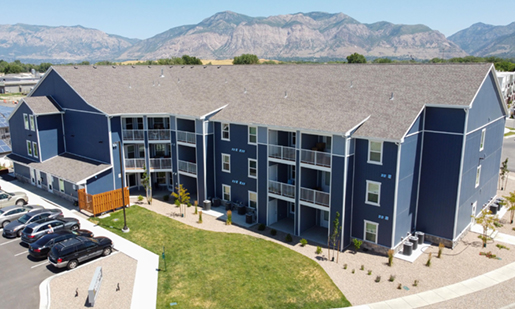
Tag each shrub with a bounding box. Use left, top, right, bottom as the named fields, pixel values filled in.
left=194, top=202, right=198, bottom=215
left=426, top=252, right=432, bottom=267
left=163, top=195, right=169, bottom=201
left=300, top=239, right=308, bottom=247
left=316, top=246, right=322, bottom=255
left=437, top=243, right=444, bottom=258
left=226, top=210, right=232, bottom=225
left=351, top=269, right=355, bottom=274
left=387, top=249, right=394, bottom=267
left=375, top=275, right=381, bottom=283
left=285, top=234, right=293, bottom=242
left=187, top=202, right=192, bottom=208
left=270, top=229, right=277, bottom=236
left=353, top=239, right=363, bottom=251
left=389, top=275, right=396, bottom=282
left=343, top=263, right=347, bottom=269
left=367, top=270, right=372, bottom=275
left=360, top=265, right=364, bottom=271
left=198, top=211, right=203, bottom=224
left=258, top=224, right=266, bottom=231
left=494, top=221, right=503, bottom=228
left=496, top=244, right=510, bottom=250
left=175, top=199, right=180, bottom=207
left=137, top=195, right=144, bottom=202
left=397, top=283, right=402, bottom=290
left=413, top=280, right=419, bottom=287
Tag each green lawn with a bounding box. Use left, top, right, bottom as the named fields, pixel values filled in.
left=93, top=206, right=350, bottom=309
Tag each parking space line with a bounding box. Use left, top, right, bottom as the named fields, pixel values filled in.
left=14, top=251, right=27, bottom=256
left=0, top=239, right=18, bottom=246
left=31, top=261, right=48, bottom=269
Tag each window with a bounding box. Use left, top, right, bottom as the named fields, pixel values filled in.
left=289, top=202, right=295, bottom=214
left=59, top=179, right=65, bottom=193
left=222, top=123, right=230, bottom=141
left=139, top=145, right=145, bottom=158
left=249, top=126, right=257, bottom=144
left=249, top=191, right=257, bottom=208
left=366, top=181, right=381, bottom=206
left=364, top=221, right=378, bottom=243
left=23, top=114, right=29, bottom=130
left=291, top=132, right=296, bottom=147
left=368, top=141, right=382, bottom=164
left=125, top=118, right=133, bottom=130
left=480, top=128, right=486, bottom=151
left=127, top=145, right=135, bottom=159
left=222, top=154, right=230, bottom=172
left=32, top=142, right=38, bottom=158
left=29, top=115, right=35, bottom=131
left=248, top=159, right=257, bottom=178
left=222, top=184, right=231, bottom=201
left=154, top=144, right=165, bottom=157
left=26, top=140, right=32, bottom=156
left=476, top=165, right=481, bottom=188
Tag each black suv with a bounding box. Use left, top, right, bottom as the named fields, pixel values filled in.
left=28, top=230, right=94, bottom=259
left=48, top=236, right=113, bottom=270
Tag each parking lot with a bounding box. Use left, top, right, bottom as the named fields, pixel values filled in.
left=0, top=231, right=65, bottom=309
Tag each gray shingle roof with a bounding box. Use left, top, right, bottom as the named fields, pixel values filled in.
left=8, top=153, right=111, bottom=184
left=50, top=64, right=494, bottom=140
left=22, top=96, right=61, bottom=115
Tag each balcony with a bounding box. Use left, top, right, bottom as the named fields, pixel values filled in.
left=269, top=180, right=295, bottom=199
left=123, top=130, right=144, bottom=141
left=300, top=149, right=331, bottom=168
left=300, top=187, right=330, bottom=207
left=177, top=130, right=196, bottom=145
left=269, top=145, right=296, bottom=162
left=125, top=158, right=145, bottom=170
left=178, top=160, right=197, bottom=175
left=148, top=129, right=170, bottom=141
left=150, top=158, right=172, bottom=170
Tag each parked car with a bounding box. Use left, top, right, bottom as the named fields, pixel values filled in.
left=0, top=205, right=44, bottom=228
left=0, top=190, right=28, bottom=209
left=28, top=229, right=94, bottom=259
left=48, top=236, right=113, bottom=270
left=2, top=208, right=62, bottom=238
left=21, top=217, right=81, bottom=244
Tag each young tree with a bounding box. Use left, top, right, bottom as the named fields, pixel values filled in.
left=141, top=166, right=151, bottom=204
left=500, top=158, right=509, bottom=190
left=503, top=191, right=515, bottom=224
left=171, top=184, right=190, bottom=215
left=346, top=53, right=367, bottom=64
left=330, top=212, right=341, bottom=262
left=473, top=208, right=497, bottom=247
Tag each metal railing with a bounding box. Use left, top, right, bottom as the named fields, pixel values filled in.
left=122, top=130, right=144, bottom=141
left=300, top=149, right=331, bottom=167
left=150, top=158, right=172, bottom=170
left=268, top=180, right=295, bottom=199
left=125, top=158, right=145, bottom=169
left=148, top=129, right=170, bottom=141
left=300, top=187, right=330, bottom=207
left=177, top=130, right=196, bottom=144
left=269, top=145, right=296, bottom=162
left=178, top=160, right=197, bottom=175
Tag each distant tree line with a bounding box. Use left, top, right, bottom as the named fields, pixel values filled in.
left=0, top=60, right=53, bottom=74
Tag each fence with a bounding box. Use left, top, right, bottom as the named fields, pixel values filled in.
left=78, top=187, right=130, bottom=216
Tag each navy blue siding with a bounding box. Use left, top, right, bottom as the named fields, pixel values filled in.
left=170, top=131, right=178, bottom=187
left=86, top=169, right=114, bottom=195
left=407, top=110, right=424, bottom=135
left=111, top=117, right=122, bottom=189
left=258, top=144, right=267, bottom=224
left=425, top=107, right=465, bottom=134
left=331, top=155, right=345, bottom=245
left=64, top=110, right=110, bottom=163
left=343, top=155, right=354, bottom=248
left=37, top=114, right=64, bottom=161
left=352, top=139, right=397, bottom=247
left=417, top=132, right=462, bottom=239
left=196, top=132, right=205, bottom=203
left=394, top=133, right=421, bottom=246
left=467, top=72, right=505, bottom=133
left=9, top=103, right=37, bottom=159
left=14, top=163, right=30, bottom=179
left=206, top=133, right=215, bottom=200
left=300, top=206, right=316, bottom=232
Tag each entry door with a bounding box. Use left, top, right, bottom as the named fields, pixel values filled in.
left=268, top=200, right=278, bottom=225
left=471, top=202, right=477, bottom=224
left=320, top=210, right=329, bottom=228
left=36, top=170, right=42, bottom=188
left=47, top=174, right=53, bottom=192
left=30, top=168, right=36, bottom=185
left=269, top=165, right=278, bottom=182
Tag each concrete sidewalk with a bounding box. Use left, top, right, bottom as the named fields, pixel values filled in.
left=0, top=178, right=159, bottom=309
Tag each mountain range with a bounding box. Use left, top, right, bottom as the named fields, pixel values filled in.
left=0, top=11, right=513, bottom=63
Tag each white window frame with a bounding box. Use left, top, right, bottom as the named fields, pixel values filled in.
left=249, top=126, right=257, bottom=144
left=368, top=140, right=383, bottom=165
left=479, top=128, right=486, bottom=151
left=222, top=184, right=231, bottom=201
left=221, top=123, right=230, bottom=141
left=221, top=153, right=230, bottom=173
left=23, top=114, right=29, bottom=130
left=366, top=180, right=381, bottom=206
left=476, top=165, right=481, bottom=188
left=26, top=140, right=32, bottom=157
left=32, top=142, right=38, bottom=159
left=29, top=115, right=35, bottom=131
left=59, top=179, right=65, bottom=193
left=364, top=220, right=379, bottom=244
left=249, top=191, right=257, bottom=208
left=289, top=202, right=295, bottom=214
left=248, top=159, right=257, bottom=178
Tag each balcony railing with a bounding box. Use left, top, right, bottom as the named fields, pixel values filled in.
left=178, top=160, right=197, bottom=175
left=148, top=129, right=170, bottom=141
left=268, top=180, right=295, bottom=199
left=150, top=158, right=172, bottom=170
left=300, top=187, right=330, bottom=207
left=123, top=129, right=144, bottom=141
left=177, top=130, right=196, bottom=144
left=125, top=158, right=145, bottom=169
left=269, top=145, right=296, bottom=162
left=300, top=149, right=331, bottom=168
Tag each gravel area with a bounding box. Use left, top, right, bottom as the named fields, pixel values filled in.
left=49, top=252, right=137, bottom=309
left=137, top=181, right=515, bottom=307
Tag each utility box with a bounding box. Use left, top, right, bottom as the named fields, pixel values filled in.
left=403, top=241, right=413, bottom=256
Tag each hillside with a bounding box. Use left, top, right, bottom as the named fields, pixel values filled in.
left=448, top=22, right=515, bottom=58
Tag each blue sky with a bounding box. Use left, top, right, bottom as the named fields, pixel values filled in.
left=5, top=0, right=513, bottom=39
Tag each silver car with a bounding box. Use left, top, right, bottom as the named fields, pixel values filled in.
left=0, top=190, right=29, bottom=209
left=0, top=205, right=44, bottom=228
